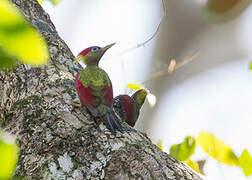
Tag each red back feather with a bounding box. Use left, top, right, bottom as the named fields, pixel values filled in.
left=119, top=95, right=135, bottom=126
left=75, top=74, right=94, bottom=109
left=103, top=86, right=113, bottom=106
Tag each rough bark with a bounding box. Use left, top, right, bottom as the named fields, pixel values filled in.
left=0, top=0, right=203, bottom=179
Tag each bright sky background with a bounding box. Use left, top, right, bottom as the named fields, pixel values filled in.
left=43, top=0, right=252, bottom=179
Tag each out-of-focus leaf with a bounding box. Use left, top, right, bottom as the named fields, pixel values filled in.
left=184, top=159, right=200, bottom=173
left=0, top=132, right=19, bottom=179
left=197, top=132, right=239, bottom=166
left=207, top=0, right=242, bottom=13
left=50, top=0, right=61, bottom=5
left=157, top=140, right=164, bottom=152
left=126, top=83, right=141, bottom=90
left=0, top=47, right=17, bottom=70
left=146, top=93, right=157, bottom=107
left=249, top=61, right=252, bottom=70
left=170, top=136, right=196, bottom=161
left=0, top=0, right=49, bottom=68
left=239, top=149, right=252, bottom=176
left=197, top=159, right=206, bottom=175
left=38, top=0, right=45, bottom=5
left=38, top=0, right=61, bottom=5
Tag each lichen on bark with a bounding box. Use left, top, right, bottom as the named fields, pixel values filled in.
left=0, top=0, right=203, bottom=179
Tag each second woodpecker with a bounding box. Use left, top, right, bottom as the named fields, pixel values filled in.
left=113, top=89, right=147, bottom=127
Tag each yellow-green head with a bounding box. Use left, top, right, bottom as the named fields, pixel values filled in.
left=131, top=89, right=147, bottom=111
left=75, top=43, right=115, bottom=66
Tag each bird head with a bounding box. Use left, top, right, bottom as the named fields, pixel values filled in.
left=131, top=89, right=147, bottom=110
left=75, top=43, right=115, bottom=66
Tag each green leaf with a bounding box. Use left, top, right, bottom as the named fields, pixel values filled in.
left=184, top=159, right=200, bottom=173
left=38, top=0, right=61, bottom=5
left=38, top=0, right=45, bottom=5
left=50, top=0, right=61, bottom=5
left=126, top=83, right=142, bottom=90
left=157, top=139, right=164, bottom=152
left=206, top=0, right=243, bottom=13
left=197, top=131, right=239, bottom=166
left=239, top=149, right=252, bottom=176
left=0, top=132, right=19, bottom=179
left=0, top=0, right=49, bottom=69
left=197, top=159, right=206, bottom=175
left=170, top=136, right=196, bottom=161
left=0, top=47, right=17, bottom=70
left=249, top=61, right=252, bottom=70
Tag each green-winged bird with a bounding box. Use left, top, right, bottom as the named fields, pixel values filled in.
left=75, top=43, right=123, bottom=134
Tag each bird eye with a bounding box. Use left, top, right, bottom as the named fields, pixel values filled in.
left=91, top=46, right=101, bottom=52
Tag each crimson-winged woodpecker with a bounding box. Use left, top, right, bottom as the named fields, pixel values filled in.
left=75, top=43, right=123, bottom=134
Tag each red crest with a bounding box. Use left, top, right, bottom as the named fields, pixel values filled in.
left=78, top=47, right=92, bottom=56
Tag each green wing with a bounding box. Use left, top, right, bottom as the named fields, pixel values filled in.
left=78, top=66, right=111, bottom=89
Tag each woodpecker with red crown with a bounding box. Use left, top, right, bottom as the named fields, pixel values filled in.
left=113, top=89, right=147, bottom=127
left=75, top=43, right=123, bottom=134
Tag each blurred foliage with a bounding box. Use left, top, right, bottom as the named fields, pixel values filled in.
left=197, top=132, right=239, bottom=166
left=184, top=159, right=200, bottom=173
left=197, top=160, right=206, bottom=175
left=205, top=0, right=251, bottom=22
left=239, top=149, right=252, bottom=176
left=0, top=0, right=49, bottom=70
left=249, top=61, right=252, bottom=70
left=158, top=131, right=252, bottom=176
left=157, top=140, right=164, bottom=152
left=168, top=136, right=202, bottom=174
left=126, top=83, right=142, bottom=91
left=38, top=0, right=61, bottom=5
left=0, top=132, right=19, bottom=179
left=0, top=48, right=17, bottom=70
left=207, top=0, right=242, bottom=13
left=170, top=136, right=196, bottom=161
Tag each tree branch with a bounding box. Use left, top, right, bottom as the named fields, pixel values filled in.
left=143, top=51, right=200, bottom=83
left=105, top=0, right=166, bottom=60
left=0, top=0, right=203, bottom=179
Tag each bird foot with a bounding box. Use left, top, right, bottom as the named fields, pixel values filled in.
left=71, top=102, right=82, bottom=108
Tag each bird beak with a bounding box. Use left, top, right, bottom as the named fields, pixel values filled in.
left=102, top=43, right=116, bottom=52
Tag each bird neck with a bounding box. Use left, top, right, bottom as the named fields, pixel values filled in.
left=84, top=65, right=101, bottom=72
left=132, top=94, right=144, bottom=112
left=86, top=64, right=98, bottom=68
left=85, top=61, right=99, bottom=67
left=85, top=56, right=101, bottom=66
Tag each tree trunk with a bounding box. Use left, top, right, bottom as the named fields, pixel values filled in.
left=0, top=0, right=203, bottom=179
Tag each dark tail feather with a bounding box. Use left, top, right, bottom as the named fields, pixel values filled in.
left=103, top=110, right=124, bottom=134
left=109, top=111, right=124, bottom=133
left=103, top=113, right=116, bottom=134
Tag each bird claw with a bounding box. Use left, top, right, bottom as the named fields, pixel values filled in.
left=103, top=111, right=124, bottom=134
left=71, top=102, right=82, bottom=108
